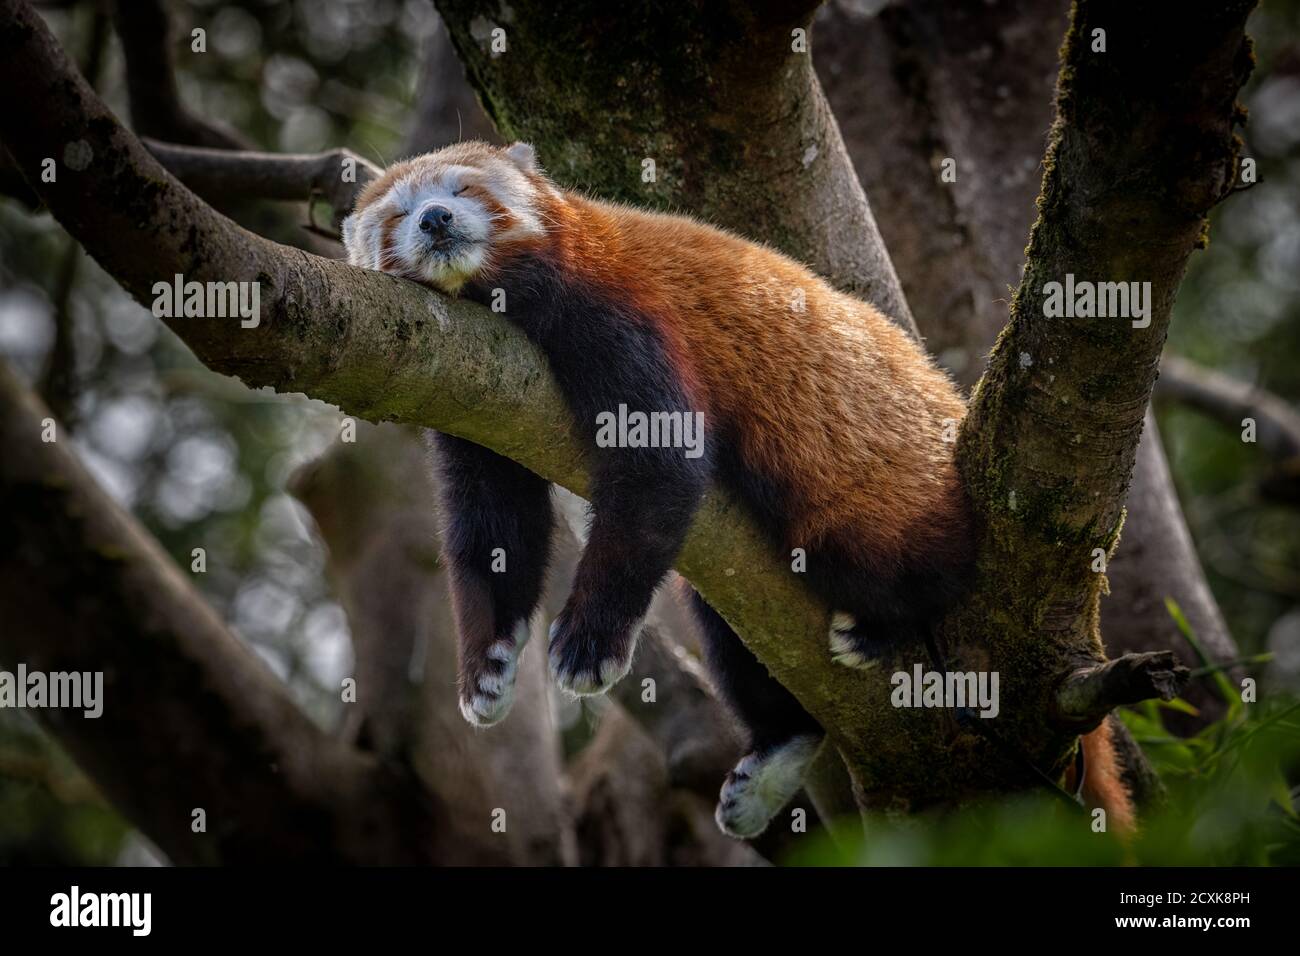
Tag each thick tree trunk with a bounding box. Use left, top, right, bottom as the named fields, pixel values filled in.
left=435, top=0, right=915, bottom=330
left=925, top=0, right=1254, bottom=805
left=817, top=0, right=1241, bottom=732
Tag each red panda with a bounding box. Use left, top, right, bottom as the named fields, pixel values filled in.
left=343, top=140, right=1135, bottom=840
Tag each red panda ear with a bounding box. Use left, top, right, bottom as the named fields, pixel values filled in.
left=503, top=141, right=540, bottom=174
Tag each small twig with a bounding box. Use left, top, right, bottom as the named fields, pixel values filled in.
left=143, top=139, right=381, bottom=228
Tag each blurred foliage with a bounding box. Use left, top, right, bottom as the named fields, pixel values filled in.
left=789, top=631, right=1300, bottom=866
left=0, top=0, right=1296, bottom=865
left=0, top=711, right=130, bottom=865
left=1160, top=0, right=1300, bottom=673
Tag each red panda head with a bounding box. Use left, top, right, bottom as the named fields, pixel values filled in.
left=342, top=141, right=556, bottom=294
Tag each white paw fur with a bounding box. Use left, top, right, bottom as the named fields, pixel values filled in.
left=459, top=621, right=529, bottom=727
left=716, top=735, right=822, bottom=839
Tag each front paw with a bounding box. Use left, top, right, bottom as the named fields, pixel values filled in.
left=459, top=622, right=528, bottom=727
left=547, top=609, right=641, bottom=697
left=828, top=611, right=889, bottom=670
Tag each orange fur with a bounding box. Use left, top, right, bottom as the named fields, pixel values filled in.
left=515, top=189, right=969, bottom=572
left=460, top=183, right=519, bottom=234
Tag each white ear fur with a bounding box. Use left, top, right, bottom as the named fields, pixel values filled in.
left=503, top=141, right=539, bottom=173
left=341, top=211, right=379, bottom=268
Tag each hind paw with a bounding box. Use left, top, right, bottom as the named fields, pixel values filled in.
left=715, top=736, right=822, bottom=839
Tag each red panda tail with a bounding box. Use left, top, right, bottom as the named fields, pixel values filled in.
left=1079, top=718, right=1137, bottom=838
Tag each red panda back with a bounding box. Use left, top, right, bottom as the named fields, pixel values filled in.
left=551, top=194, right=970, bottom=574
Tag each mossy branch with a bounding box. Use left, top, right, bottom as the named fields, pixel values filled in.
left=1054, top=652, right=1192, bottom=731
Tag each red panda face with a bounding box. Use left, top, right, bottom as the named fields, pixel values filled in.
left=342, top=141, right=552, bottom=294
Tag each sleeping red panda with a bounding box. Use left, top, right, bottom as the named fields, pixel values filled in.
left=342, top=140, right=1135, bottom=840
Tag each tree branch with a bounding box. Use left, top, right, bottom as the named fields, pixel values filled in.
left=931, top=0, right=1256, bottom=798
left=109, top=0, right=252, bottom=150
left=1054, top=652, right=1192, bottom=730
left=816, top=0, right=1242, bottom=727
left=1157, top=353, right=1300, bottom=462
left=0, top=359, right=506, bottom=864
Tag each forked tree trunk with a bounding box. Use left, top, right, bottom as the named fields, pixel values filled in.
left=434, top=0, right=1255, bottom=810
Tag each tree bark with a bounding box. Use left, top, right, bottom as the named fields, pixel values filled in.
left=816, top=0, right=1242, bottom=732
left=926, top=0, right=1255, bottom=806
left=434, top=0, right=915, bottom=330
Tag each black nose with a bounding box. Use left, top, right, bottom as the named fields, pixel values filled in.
left=418, top=205, right=454, bottom=234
